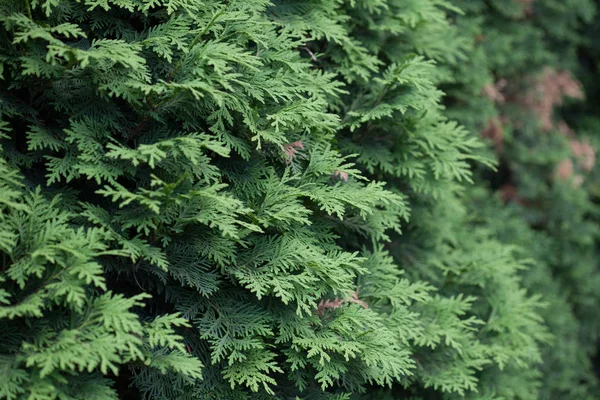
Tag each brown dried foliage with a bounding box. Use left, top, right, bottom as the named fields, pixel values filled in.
left=570, top=138, right=596, bottom=172
left=480, top=79, right=509, bottom=153
left=316, top=289, right=368, bottom=316
left=482, top=79, right=507, bottom=104
left=332, top=170, right=349, bottom=182
left=553, top=120, right=596, bottom=186
left=520, top=67, right=584, bottom=131
left=283, top=140, right=304, bottom=164
left=554, top=138, right=595, bottom=187
left=481, top=118, right=505, bottom=153
left=483, top=66, right=594, bottom=191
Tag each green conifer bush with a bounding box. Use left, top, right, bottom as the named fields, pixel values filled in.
left=0, top=0, right=598, bottom=399
left=441, top=1, right=600, bottom=398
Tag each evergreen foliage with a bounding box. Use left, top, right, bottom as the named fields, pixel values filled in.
left=0, top=0, right=598, bottom=399
left=442, top=1, right=600, bottom=398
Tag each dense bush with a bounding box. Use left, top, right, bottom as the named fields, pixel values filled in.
left=0, top=0, right=598, bottom=399
left=445, top=2, right=600, bottom=398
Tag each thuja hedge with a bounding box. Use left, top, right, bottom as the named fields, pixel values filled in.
left=0, top=1, right=598, bottom=399
left=444, top=1, right=600, bottom=398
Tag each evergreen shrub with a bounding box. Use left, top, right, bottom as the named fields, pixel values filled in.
left=0, top=0, right=598, bottom=399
